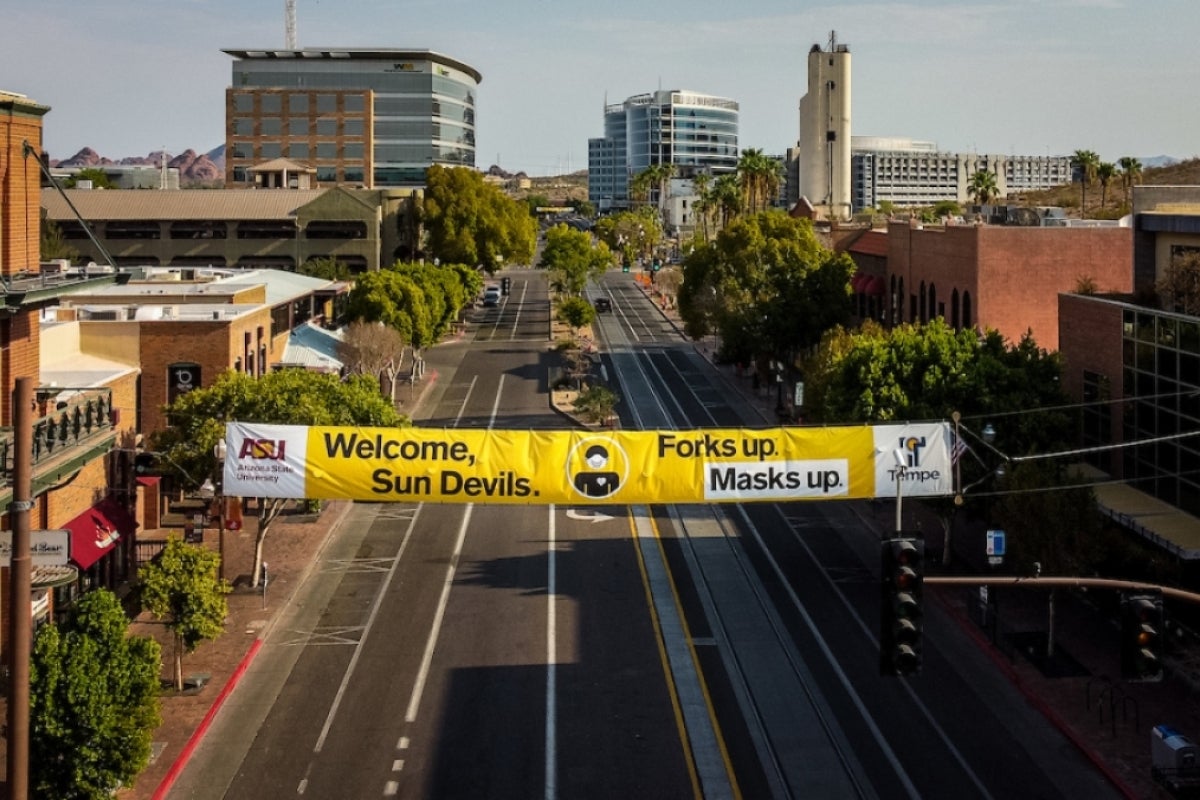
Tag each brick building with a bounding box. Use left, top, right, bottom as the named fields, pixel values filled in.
left=886, top=220, right=1133, bottom=351
left=0, top=91, right=134, bottom=643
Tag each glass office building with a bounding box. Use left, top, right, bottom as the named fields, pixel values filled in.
left=588, top=90, right=738, bottom=210
left=225, top=49, right=481, bottom=188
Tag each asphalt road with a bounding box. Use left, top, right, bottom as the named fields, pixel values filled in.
left=169, top=268, right=1126, bottom=800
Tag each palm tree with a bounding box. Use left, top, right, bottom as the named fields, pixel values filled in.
left=691, top=172, right=713, bottom=241
left=736, top=149, right=782, bottom=214
left=711, top=173, right=742, bottom=230
left=628, top=168, right=653, bottom=207
left=1118, top=156, right=1143, bottom=206
left=967, top=170, right=998, bottom=206
left=1095, top=162, right=1117, bottom=207
left=1070, top=149, right=1100, bottom=213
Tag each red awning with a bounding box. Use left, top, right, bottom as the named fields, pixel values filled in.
left=867, top=276, right=886, bottom=296
left=64, top=498, right=138, bottom=570
left=851, top=273, right=866, bottom=292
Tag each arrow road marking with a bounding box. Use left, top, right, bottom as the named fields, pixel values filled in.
left=566, top=509, right=613, bottom=523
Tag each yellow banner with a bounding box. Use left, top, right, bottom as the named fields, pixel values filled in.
left=224, top=422, right=954, bottom=504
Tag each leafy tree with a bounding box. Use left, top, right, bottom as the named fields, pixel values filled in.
left=1157, top=248, right=1200, bottom=314
left=967, top=170, right=998, bottom=205
left=539, top=223, right=612, bottom=296
left=152, top=369, right=404, bottom=587
left=525, top=193, right=552, bottom=215
left=40, top=216, right=79, bottom=263
left=423, top=165, right=537, bottom=270
left=338, top=319, right=408, bottom=402
left=65, top=167, right=114, bottom=190
left=677, top=211, right=854, bottom=366
left=593, top=208, right=661, bottom=266
left=802, top=319, right=1072, bottom=564
left=569, top=198, right=596, bottom=218
left=300, top=256, right=354, bottom=281
left=573, top=384, right=619, bottom=426
left=555, top=295, right=595, bottom=336
left=31, top=590, right=161, bottom=799
left=931, top=200, right=961, bottom=219
left=138, top=537, right=230, bottom=692
left=346, top=269, right=433, bottom=350
left=1070, top=149, right=1100, bottom=212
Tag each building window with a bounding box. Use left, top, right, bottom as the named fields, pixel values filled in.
left=261, top=94, right=282, bottom=114
left=289, top=118, right=309, bottom=136
left=289, top=143, right=310, bottom=160
left=261, top=118, right=281, bottom=136
left=317, top=94, right=337, bottom=113
left=316, top=118, right=337, bottom=137
left=233, top=94, right=254, bottom=113
left=289, top=93, right=309, bottom=113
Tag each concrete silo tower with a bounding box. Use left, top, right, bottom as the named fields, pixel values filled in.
left=797, top=31, right=852, bottom=220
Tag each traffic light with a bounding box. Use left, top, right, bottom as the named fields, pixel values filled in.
left=1121, top=590, right=1164, bottom=682
left=880, top=535, right=924, bottom=676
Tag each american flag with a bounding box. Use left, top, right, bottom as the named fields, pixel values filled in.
left=951, top=432, right=969, bottom=465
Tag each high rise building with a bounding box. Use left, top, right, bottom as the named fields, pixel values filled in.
left=588, top=89, right=739, bottom=211
left=224, top=49, right=481, bottom=189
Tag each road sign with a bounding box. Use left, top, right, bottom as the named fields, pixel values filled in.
left=986, top=529, right=1006, bottom=562
left=0, top=529, right=70, bottom=566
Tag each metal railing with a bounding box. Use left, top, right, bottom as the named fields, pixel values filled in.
left=0, top=388, right=116, bottom=489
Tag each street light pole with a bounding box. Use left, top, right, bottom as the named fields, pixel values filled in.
left=893, top=448, right=908, bottom=532
left=214, top=440, right=227, bottom=582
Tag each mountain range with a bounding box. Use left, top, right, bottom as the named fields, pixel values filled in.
left=51, top=145, right=226, bottom=185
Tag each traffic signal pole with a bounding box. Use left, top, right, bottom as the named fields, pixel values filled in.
left=924, top=575, right=1200, bottom=604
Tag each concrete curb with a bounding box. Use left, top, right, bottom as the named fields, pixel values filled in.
left=148, top=499, right=358, bottom=798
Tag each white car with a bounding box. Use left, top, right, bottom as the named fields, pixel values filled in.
left=482, top=285, right=502, bottom=306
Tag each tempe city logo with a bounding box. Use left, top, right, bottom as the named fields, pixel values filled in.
left=889, top=435, right=941, bottom=485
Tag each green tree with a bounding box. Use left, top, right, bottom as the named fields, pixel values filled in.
left=138, top=537, right=230, bottom=692
left=539, top=223, right=612, bottom=296
left=346, top=269, right=433, bottom=350
left=300, top=256, right=354, bottom=281
left=573, top=384, right=619, bottom=426
left=931, top=200, right=961, bottom=219
left=593, top=208, right=661, bottom=266
left=31, top=590, right=161, bottom=799
left=152, top=370, right=403, bottom=586
left=423, top=165, right=537, bottom=270
left=65, top=167, right=114, bottom=190
left=737, top=149, right=782, bottom=214
left=1157, top=248, right=1200, bottom=315
left=1070, top=149, right=1100, bottom=212
left=555, top=294, right=596, bottom=336
left=967, top=170, right=998, bottom=205
left=711, top=173, right=743, bottom=230
left=1118, top=156, right=1142, bottom=205
left=677, top=211, right=854, bottom=365
left=40, top=215, right=79, bottom=263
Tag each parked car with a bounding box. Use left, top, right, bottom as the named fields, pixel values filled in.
left=593, top=296, right=612, bottom=313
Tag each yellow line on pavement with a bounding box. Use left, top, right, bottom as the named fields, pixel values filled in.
left=630, top=509, right=742, bottom=800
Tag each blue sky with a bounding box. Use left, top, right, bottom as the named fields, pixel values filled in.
left=5, top=0, right=1197, bottom=175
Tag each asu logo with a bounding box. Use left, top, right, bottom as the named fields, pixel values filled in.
left=239, top=438, right=287, bottom=460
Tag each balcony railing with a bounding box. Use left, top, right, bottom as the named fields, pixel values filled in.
left=0, top=387, right=117, bottom=496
